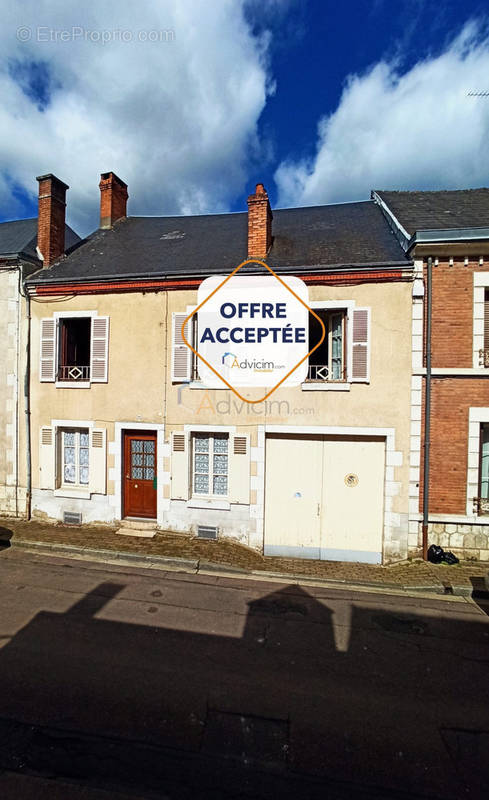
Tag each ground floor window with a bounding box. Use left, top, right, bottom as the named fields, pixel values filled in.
left=60, top=429, right=89, bottom=486
left=479, top=423, right=489, bottom=513
left=192, top=433, right=229, bottom=496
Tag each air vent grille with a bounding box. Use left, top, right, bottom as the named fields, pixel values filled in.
left=91, top=430, right=104, bottom=448
left=63, top=512, right=82, bottom=525
left=197, top=525, right=218, bottom=540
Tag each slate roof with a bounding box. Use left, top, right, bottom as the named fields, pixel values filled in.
left=28, top=200, right=410, bottom=284
left=374, top=189, right=489, bottom=236
left=0, top=217, right=81, bottom=261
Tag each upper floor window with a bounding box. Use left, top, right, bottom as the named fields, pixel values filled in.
left=40, top=314, right=109, bottom=385
left=58, top=318, right=91, bottom=381
left=481, top=289, right=489, bottom=368
left=478, top=423, right=489, bottom=515
left=307, top=309, right=346, bottom=382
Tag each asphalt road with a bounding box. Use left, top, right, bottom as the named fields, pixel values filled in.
left=0, top=547, right=488, bottom=799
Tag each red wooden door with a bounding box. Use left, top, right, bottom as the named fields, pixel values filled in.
left=123, top=432, right=157, bottom=518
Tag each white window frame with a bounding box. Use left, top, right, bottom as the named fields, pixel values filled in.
left=191, top=432, right=230, bottom=499
left=60, top=428, right=90, bottom=489
left=52, top=419, right=94, bottom=499
left=303, top=300, right=355, bottom=390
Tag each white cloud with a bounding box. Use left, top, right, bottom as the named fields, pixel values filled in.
left=0, top=1, right=274, bottom=234
left=275, top=21, right=489, bottom=208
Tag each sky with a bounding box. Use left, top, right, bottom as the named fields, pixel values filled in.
left=1, top=0, right=489, bottom=236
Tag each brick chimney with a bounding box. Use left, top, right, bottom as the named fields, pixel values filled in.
left=247, top=183, right=272, bottom=259
left=36, top=174, right=69, bottom=267
left=99, top=171, right=128, bottom=229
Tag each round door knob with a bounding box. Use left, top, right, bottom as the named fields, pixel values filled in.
left=134, top=484, right=138, bottom=488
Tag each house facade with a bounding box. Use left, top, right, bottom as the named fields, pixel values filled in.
left=374, top=190, right=489, bottom=562
left=0, top=198, right=79, bottom=519
left=25, top=173, right=415, bottom=564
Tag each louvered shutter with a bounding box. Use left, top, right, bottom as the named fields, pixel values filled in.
left=90, top=317, right=109, bottom=382
left=39, top=426, right=55, bottom=489
left=351, top=308, right=370, bottom=382
left=171, top=313, right=192, bottom=382
left=89, top=428, right=106, bottom=494
left=229, top=434, right=250, bottom=504
left=171, top=432, right=189, bottom=499
left=484, top=290, right=489, bottom=358
left=40, top=318, right=57, bottom=382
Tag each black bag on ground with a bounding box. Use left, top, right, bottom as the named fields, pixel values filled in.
left=442, top=550, right=459, bottom=565
left=427, top=544, right=444, bottom=564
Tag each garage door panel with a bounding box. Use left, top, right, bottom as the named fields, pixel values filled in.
left=264, top=436, right=322, bottom=558
left=321, top=440, right=384, bottom=563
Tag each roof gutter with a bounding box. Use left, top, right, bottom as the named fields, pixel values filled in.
left=26, top=260, right=413, bottom=288
left=408, top=226, right=489, bottom=248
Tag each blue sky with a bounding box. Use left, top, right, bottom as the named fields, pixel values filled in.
left=1, top=0, right=489, bottom=235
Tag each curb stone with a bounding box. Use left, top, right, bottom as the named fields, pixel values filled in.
left=7, top=537, right=474, bottom=598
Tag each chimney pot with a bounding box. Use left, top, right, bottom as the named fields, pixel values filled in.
left=247, top=182, right=272, bottom=259
left=36, top=173, right=69, bottom=267
left=99, top=171, right=128, bottom=229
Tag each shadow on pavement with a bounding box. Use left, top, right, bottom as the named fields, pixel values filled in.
left=0, top=579, right=488, bottom=799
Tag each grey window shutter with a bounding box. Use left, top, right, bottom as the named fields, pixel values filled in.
left=40, top=318, right=56, bottom=382
left=351, top=308, right=370, bottom=382
left=90, top=317, right=109, bottom=382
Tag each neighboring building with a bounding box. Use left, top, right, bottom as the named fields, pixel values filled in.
left=374, top=189, right=489, bottom=561
left=25, top=172, right=415, bottom=564
left=0, top=201, right=79, bottom=519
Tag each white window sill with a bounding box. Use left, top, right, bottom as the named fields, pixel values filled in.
left=54, top=487, right=91, bottom=499
left=187, top=498, right=230, bottom=511
left=55, top=382, right=91, bottom=389
left=301, top=382, right=351, bottom=392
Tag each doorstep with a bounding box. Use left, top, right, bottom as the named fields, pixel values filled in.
left=116, top=518, right=157, bottom=538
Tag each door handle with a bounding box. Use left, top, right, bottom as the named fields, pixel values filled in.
left=125, top=474, right=130, bottom=479
left=317, top=503, right=321, bottom=516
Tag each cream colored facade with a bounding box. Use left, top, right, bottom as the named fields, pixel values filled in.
left=29, top=276, right=413, bottom=563
left=0, top=266, right=28, bottom=518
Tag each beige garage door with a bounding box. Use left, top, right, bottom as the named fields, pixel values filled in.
left=264, top=435, right=385, bottom=563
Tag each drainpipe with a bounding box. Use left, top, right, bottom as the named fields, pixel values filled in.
left=24, top=289, right=32, bottom=520
left=422, top=256, right=432, bottom=560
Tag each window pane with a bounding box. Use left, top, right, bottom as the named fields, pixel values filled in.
left=132, top=453, right=143, bottom=466
left=80, top=432, right=89, bottom=447
left=64, top=446, right=75, bottom=464
left=79, top=447, right=89, bottom=466
left=194, top=434, right=209, bottom=453
left=64, top=431, right=75, bottom=446
left=214, top=454, right=228, bottom=474
left=64, top=463, right=76, bottom=483
left=213, top=435, right=228, bottom=453
left=143, top=441, right=155, bottom=453
left=132, top=467, right=143, bottom=479
left=131, top=440, right=143, bottom=452
left=194, top=474, right=209, bottom=493
left=145, top=454, right=155, bottom=467
left=195, top=453, right=209, bottom=471
left=144, top=467, right=155, bottom=480
left=80, top=466, right=89, bottom=485
left=213, top=475, right=228, bottom=495
left=331, top=314, right=343, bottom=380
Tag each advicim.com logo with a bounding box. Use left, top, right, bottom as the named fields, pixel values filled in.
left=182, top=259, right=325, bottom=403
left=221, top=352, right=283, bottom=372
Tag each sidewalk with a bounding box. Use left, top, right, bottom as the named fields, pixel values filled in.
left=1, top=518, right=488, bottom=596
